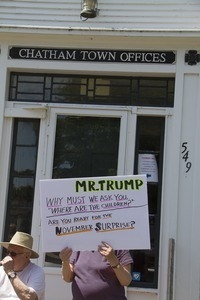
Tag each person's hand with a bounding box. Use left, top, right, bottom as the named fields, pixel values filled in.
left=59, top=247, right=73, bottom=263
left=0, top=255, right=14, bottom=274
left=98, top=241, right=119, bottom=267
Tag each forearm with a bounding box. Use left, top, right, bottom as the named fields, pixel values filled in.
left=61, top=261, right=74, bottom=282
left=112, top=264, right=132, bottom=286
left=59, top=247, right=74, bottom=282
left=98, top=242, right=133, bottom=286
left=10, top=276, right=38, bottom=300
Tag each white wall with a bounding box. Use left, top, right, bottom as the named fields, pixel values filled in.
left=0, top=0, right=199, bottom=30
left=174, top=73, right=200, bottom=300
left=44, top=268, right=73, bottom=300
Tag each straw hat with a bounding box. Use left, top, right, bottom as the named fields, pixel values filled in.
left=0, top=231, right=39, bottom=259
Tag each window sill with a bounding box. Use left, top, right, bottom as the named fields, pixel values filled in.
left=128, top=287, right=158, bottom=295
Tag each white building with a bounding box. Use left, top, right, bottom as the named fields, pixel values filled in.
left=0, top=1, right=200, bottom=300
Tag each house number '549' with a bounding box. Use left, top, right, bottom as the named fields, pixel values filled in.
left=181, top=142, right=192, bottom=173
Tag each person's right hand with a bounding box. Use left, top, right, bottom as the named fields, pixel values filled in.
left=0, top=255, right=14, bottom=274
left=59, top=247, right=73, bottom=262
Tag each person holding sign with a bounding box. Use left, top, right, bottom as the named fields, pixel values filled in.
left=59, top=241, right=133, bottom=300
left=0, top=231, right=45, bottom=300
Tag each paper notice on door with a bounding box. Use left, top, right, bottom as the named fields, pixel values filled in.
left=138, top=153, right=158, bottom=183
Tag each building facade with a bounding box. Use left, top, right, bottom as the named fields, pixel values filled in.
left=0, top=1, right=200, bottom=300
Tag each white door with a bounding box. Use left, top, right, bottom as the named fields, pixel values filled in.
left=2, top=71, right=173, bottom=300
left=35, top=106, right=165, bottom=300
left=2, top=104, right=166, bottom=300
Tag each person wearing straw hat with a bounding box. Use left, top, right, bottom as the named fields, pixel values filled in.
left=0, top=231, right=45, bottom=300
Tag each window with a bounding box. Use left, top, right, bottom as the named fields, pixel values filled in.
left=9, top=73, right=174, bottom=107
left=131, top=117, right=165, bottom=288
left=3, top=119, right=40, bottom=244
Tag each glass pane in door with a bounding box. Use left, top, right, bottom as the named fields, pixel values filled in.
left=45, top=115, right=120, bottom=265
left=3, top=118, right=40, bottom=248
left=53, top=116, right=120, bottom=179
left=131, top=116, right=165, bottom=288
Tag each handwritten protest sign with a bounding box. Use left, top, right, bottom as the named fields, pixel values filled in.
left=39, top=175, right=150, bottom=252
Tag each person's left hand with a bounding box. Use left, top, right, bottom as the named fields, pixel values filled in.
left=98, top=241, right=119, bottom=267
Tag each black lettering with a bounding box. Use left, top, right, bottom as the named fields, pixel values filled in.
left=75, top=180, right=87, bottom=192
left=55, top=227, right=62, bottom=235
left=88, top=180, right=97, bottom=191
left=95, top=222, right=102, bottom=232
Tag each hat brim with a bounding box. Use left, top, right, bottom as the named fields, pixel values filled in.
left=0, top=242, right=39, bottom=259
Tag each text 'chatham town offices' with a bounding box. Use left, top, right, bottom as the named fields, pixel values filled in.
left=9, top=47, right=176, bottom=64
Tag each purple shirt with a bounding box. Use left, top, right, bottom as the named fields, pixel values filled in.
left=70, top=250, right=133, bottom=300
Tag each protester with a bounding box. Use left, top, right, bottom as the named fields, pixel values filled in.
left=59, top=241, right=133, bottom=300
left=0, top=231, right=45, bottom=300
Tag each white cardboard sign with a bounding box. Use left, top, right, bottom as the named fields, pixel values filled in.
left=39, top=175, right=150, bottom=252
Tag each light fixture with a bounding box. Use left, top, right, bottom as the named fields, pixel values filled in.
left=80, top=0, right=98, bottom=19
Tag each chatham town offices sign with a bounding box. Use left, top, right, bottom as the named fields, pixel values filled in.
left=9, top=47, right=176, bottom=64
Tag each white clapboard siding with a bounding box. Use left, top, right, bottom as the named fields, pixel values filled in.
left=0, top=0, right=199, bottom=30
